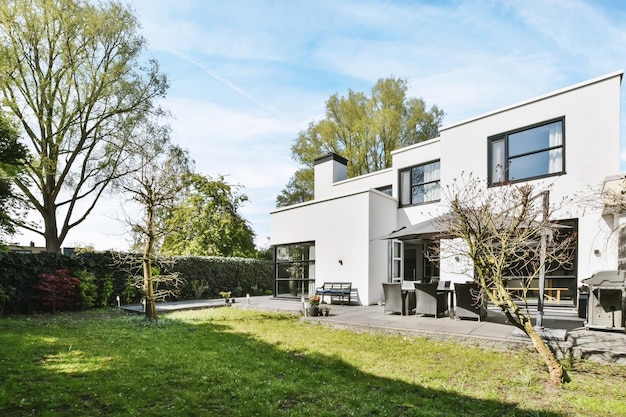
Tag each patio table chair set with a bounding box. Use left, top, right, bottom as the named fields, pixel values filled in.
left=382, top=281, right=487, bottom=321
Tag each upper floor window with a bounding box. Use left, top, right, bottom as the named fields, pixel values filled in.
left=489, top=118, right=564, bottom=185
left=400, top=160, right=440, bottom=206
left=376, top=185, right=393, bottom=196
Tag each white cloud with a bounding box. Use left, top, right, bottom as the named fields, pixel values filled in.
left=16, top=0, right=626, bottom=250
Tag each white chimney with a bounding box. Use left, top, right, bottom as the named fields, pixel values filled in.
left=313, top=153, right=348, bottom=200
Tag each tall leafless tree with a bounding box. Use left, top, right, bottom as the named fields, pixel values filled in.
left=117, top=122, right=191, bottom=320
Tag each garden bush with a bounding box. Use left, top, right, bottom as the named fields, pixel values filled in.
left=169, top=256, right=273, bottom=298
left=32, top=269, right=80, bottom=313
left=0, top=251, right=273, bottom=314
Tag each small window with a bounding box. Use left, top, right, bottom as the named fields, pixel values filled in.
left=399, top=160, right=440, bottom=206
left=489, top=118, right=564, bottom=185
left=376, top=185, right=392, bottom=196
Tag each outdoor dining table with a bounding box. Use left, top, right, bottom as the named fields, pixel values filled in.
left=400, top=284, right=415, bottom=316
left=400, top=282, right=455, bottom=318
left=438, top=287, right=455, bottom=319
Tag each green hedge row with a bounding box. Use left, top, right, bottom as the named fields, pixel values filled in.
left=0, top=251, right=273, bottom=314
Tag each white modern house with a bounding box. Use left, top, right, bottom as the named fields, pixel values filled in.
left=270, top=70, right=624, bottom=307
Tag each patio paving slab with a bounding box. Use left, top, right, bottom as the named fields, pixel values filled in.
left=122, top=295, right=626, bottom=364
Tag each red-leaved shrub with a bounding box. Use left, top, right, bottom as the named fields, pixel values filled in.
left=33, top=269, right=80, bottom=313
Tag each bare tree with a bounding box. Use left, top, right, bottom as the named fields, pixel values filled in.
left=112, top=251, right=184, bottom=316
left=598, top=175, right=626, bottom=213
left=437, top=174, right=575, bottom=385
left=118, top=122, right=191, bottom=320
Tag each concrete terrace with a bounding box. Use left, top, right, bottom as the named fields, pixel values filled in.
left=121, top=296, right=626, bottom=365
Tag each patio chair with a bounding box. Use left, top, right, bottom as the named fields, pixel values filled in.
left=437, top=280, right=451, bottom=291
left=454, top=283, right=487, bottom=321
left=414, top=282, right=448, bottom=318
left=382, top=283, right=403, bottom=315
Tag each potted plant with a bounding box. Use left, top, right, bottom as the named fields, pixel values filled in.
left=219, top=291, right=232, bottom=304
left=320, top=305, right=330, bottom=316
left=308, top=294, right=320, bottom=316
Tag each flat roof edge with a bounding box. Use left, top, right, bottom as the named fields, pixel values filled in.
left=441, top=70, right=624, bottom=132
left=270, top=188, right=395, bottom=214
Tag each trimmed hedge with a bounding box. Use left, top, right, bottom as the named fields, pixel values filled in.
left=0, top=252, right=273, bottom=314
left=170, top=256, right=273, bottom=299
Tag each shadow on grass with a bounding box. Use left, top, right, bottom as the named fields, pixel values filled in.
left=0, top=309, right=564, bottom=417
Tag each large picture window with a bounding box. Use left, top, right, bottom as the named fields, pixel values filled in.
left=489, top=118, right=564, bottom=185
left=400, top=160, right=440, bottom=206
left=500, top=219, right=578, bottom=305
left=274, top=242, right=315, bottom=298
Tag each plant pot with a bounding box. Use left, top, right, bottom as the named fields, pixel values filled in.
left=323, top=309, right=329, bottom=316
left=308, top=306, right=319, bottom=317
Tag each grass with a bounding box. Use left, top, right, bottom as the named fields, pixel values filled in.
left=0, top=308, right=625, bottom=417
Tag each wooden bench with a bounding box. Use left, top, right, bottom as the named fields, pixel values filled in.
left=315, top=282, right=352, bottom=305
left=492, top=287, right=569, bottom=304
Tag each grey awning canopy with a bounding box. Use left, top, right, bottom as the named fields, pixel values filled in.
left=382, top=215, right=449, bottom=240
left=379, top=214, right=571, bottom=241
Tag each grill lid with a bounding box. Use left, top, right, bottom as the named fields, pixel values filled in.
left=583, top=270, right=626, bottom=288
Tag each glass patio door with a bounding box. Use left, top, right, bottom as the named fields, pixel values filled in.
left=390, top=240, right=403, bottom=283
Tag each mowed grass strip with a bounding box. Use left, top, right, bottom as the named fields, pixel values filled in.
left=0, top=307, right=624, bottom=417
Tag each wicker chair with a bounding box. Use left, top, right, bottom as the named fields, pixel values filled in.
left=414, top=282, right=448, bottom=318
left=382, top=283, right=403, bottom=315
left=454, top=283, right=487, bottom=321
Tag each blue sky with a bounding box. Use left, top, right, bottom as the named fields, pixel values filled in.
left=18, top=0, right=626, bottom=251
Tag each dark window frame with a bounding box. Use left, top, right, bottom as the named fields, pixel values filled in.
left=488, top=117, right=566, bottom=186
left=273, top=241, right=316, bottom=298
left=376, top=185, right=393, bottom=196
left=399, top=159, right=441, bottom=207
left=500, top=218, right=578, bottom=303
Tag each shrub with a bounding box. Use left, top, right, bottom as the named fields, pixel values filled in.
left=75, top=270, right=98, bottom=310
left=99, top=273, right=114, bottom=307
left=0, top=284, right=15, bottom=314
left=0, top=252, right=273, bottom=313
left=171, top=256, right=272, bottom=298
left=0, top=251, right=80, bottom=313
left=190, top=279, right=209, bottom=298
left=32, top=269, right=80, bottom=313
left=121, top=277, right=140, bottom=304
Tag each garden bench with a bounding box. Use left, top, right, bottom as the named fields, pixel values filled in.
left=315, top=282, right=353, bottom=305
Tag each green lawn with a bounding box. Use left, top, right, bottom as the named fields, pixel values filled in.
left=0, top=308, right=625, bottom=417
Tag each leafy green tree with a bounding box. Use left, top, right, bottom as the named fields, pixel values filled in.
left=277, top=76, right=444, bottom=206
left=0, top=113, right=27, bottom=243
left=0, top=0, right=168, bottom=252
left=161, top=174, right=256, bottom=258
left=276, top=168, right=314, bottom=208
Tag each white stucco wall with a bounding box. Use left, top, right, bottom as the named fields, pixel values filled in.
left=271, top=70, right=624, bottom=301
left=271, top=189, right=397, bottom=305
left=317, top=167, right=394, bottom=200
left=368, top=191, right=399, bottom=304
left=397, top=70, right=623, bottom=283
left=439, top=71, right=621, bottom=198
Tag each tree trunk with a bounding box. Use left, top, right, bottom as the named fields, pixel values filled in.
left=492, top=288, right=565, bottom=386
left=143, top=256, right=157, bottom=320
left=143, top=205, right=157, bottom=320
left=43, top=206, right=61, bottom=253
left=523, top=321, right=564, bottom=385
